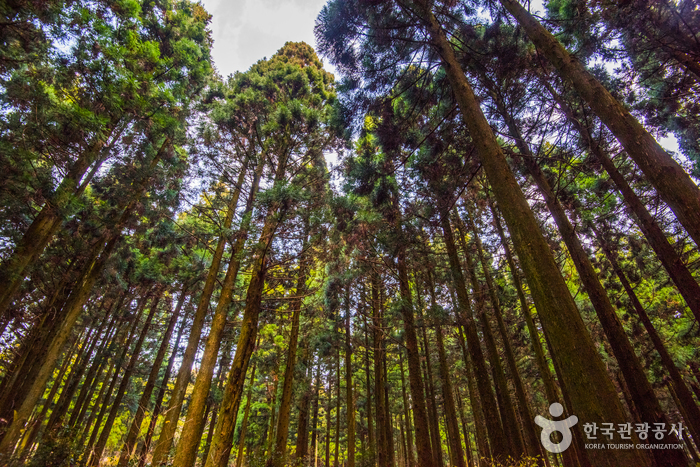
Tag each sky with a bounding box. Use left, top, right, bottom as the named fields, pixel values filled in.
left=200, top=0, right=334, bottom=78
left=199, top=0, right=680, bottom=155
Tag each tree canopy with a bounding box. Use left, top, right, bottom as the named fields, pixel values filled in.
left=0, top=1, right=699, bottom=467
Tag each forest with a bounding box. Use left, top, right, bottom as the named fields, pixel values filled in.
left=0, top=0, right=699, bottom=466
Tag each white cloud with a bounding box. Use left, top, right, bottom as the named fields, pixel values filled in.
left=200, top=0, right=336, bottom=78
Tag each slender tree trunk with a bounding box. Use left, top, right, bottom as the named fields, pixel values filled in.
left=334, top=349, right=340, bottom=467
left=438, top=209, right=510, bottom=460
left=489, top=201, right=560, bottom=405
left=89, top=289, right=164, bottom=465
left=345, top=284, right=356, bottom=467
left=234, top=362, right=257, bottom=467
left=455, top=326, right=490, bottom=465
left=117, top=290, right=187, bottom=466
left=594, top=226, right=700, bottom=442
left=542, top=81, right=700, bottom=321
left=137, top=303, right=190, bottom=467
left=363, top=313, right=375, bottom=467
left=151, top=162, right=258, bottom=466
left=418, top=314, right=444, bottom=467
left=295, top=350, right=313, bottom=465
left=0, top=140, right=168, bottom=457
left=501, top=100, right=682, bottom=464
left=455, top=387, right=473, bottom=467
left=499, top=0, right=700, bottom=247
left=395, top=247, right=434, bottom=467
left=413, top=4, right=652, bottom=464
left=383, top=349, right=395, bottom=467
left=434, top=322, right=466, bottom=467
left=201, top=154, right=290, bottom=467
left=398, top=352, right=414, bottom=467
left=372, top=273, right=388, bottom=467
left=83, top=298, right=146, bottom=461
left=310, top=361, right=322, bottom=463
left=325, top=369, right=332, bottom=467
left=68, top=308, right=123, bottom=428
left=463, top=209, right=543, bottom=462
left=0, top=136, right=112, bottom=316
left=271, top=240, right=311, bottom=467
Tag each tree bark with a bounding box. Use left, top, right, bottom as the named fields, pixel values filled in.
left=456, top=326, right=490, bottom=464
left=489, top=200, right=560, bottom=406
left=438, top=208, right=510, bottom=461
left=0, top=134, right=115, bottom=317
left=150, top=161, right=259, bottom=466
left=89, top=289, right=164, bottom=466
left=414, top=4, right=655, bottom=463
left=395, top=247, right=434, bottom=467
left=137, top=302, right=190, bottom=467
left=271, top=245, right=310, bottom=467
left=398, top=352, right=415, bottom=467
left=594, top=225, right=700, bottom=442
left=345, top=284, right=356, bottom=467
left=498, top=0, right=700, bottom=248
left=117, top=289, right=187, bottom=466
left=234, top=361, right=257, bottom=467
left=200, top=151, right=291, bottom=467
left=464, top=208, right=544, bottom=462
left=542, top=81, right=700, bottom=320
left=372, top=271, right=388, bottom=467
left=501, top=100, right=683, bottom=464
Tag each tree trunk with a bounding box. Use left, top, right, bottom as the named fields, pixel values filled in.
left=295, top=350, right=313, bottom=465
left=499, top=0, right=700, bottom=248
left=117, top=290, right=187, bottom=466
left=83, top=298, right=146, bottom=461
left=438, top=208, right=510, bottom=461
left=455, top=326, right=490, bottom=465
left=68, top=307, right=124, bottom=428
left=271, top=240, right=311, bottom=467
left=395, top=247, right=434, bottom=467
left=334, top=349, right=340, bottom=467
left=594, top=226, right=700, bottom=442
left=383, top=348, right=395, bottom=467
left=310, top=360, right=322, bottom=465
left=0, top=139, right=168, bottom=457
left=414, top=4, right=653, bottom=464
left=324, top=368, right=332, bottom=467
left=501, top=100, right=683, bottom=465
left=137, top=302, right=190, bottom=467
left=454, top=386, right=473, bottom=467
left=434, top=322, right=466, bottom=467
left=464, top=208, right=544, bottom=462
left=150, top=161, right=260, bottom=467
left=418, top=312, right=444, bottom=467
left=363, top=313, right=375, bottom=467
left=89, top=289, right=164, bottom=465
left=398, top=352, right=415, bottom=467
left=489, top=201, right=560, bottom=406
left=543, top=81, right=700, bottom=320
left=0, top=136, right=112, bottom=317
left=234, top=361, right=257, bottom=467
left=372, top=272, right=388, bottom=467
left=200, top=151, right=291, bottom=467
left=345, top=285, right=356, bottom=467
